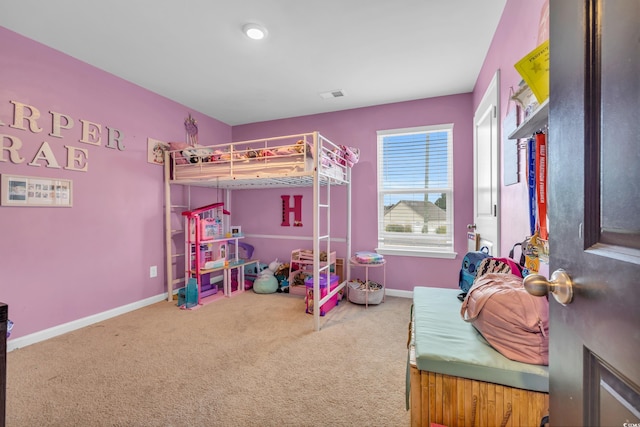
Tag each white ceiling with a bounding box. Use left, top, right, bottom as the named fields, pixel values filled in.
left=0, top=0, right=507, bottom=126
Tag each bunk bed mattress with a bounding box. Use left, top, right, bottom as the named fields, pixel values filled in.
left=172, top=156, right=344, bottom=181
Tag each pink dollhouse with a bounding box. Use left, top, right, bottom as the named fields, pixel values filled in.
left=181, top=202, right=258, bottom=308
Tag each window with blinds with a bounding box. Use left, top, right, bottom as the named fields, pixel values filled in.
left=376, top=124, right=454, bottom=257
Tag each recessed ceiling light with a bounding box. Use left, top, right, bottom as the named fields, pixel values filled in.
left=243, top=23, right=267, bottom=40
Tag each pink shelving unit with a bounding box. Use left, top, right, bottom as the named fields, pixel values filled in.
left=181, top=203, right=258, bottom=308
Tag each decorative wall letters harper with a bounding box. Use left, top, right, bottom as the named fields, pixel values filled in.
left=0, top=100, right=126, bottom=173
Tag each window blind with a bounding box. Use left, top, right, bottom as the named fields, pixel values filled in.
left=376, top=124, right=454, bottom=254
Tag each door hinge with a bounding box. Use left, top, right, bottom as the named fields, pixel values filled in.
left=493, top=105, right=497, bottom=118
left=493, top=204, right=497, bottom=217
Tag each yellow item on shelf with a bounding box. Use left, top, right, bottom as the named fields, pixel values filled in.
left=514, top=40, right=549, bottom=104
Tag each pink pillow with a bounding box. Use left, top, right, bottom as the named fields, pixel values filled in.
left=168, top=141, right=189, bottom=150
left=168, top=142, right=190, bottom=165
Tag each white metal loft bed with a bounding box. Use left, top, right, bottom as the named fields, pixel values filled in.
left=163, top=131, right=352, bottom=331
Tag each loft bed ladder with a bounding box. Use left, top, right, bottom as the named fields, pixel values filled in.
left=311, top=131, right=352, bottom=331
left=164, top=151, right=190, bottom=301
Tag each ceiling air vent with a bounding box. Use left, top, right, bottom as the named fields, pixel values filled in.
left=320, top=89, right=346, bottom=99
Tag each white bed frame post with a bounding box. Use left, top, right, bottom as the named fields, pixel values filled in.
left=346, top=165, right=352, bottom=284
left=312, top=132, right=321, bottom=331
left=164, top=150, right=173, bottom=302
left=164, top=149, right=191, bottom=303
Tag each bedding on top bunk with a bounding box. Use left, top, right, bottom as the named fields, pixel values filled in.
left=167, top=134, right=358, bottom=182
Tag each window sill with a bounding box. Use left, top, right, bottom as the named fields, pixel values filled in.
left=375, top=247, right=457, bottom=259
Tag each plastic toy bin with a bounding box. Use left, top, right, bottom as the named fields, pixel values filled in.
left=304, top=274, right=340, bottom=316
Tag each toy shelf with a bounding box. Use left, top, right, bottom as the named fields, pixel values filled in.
left=288, top=249, right=337, bottom=296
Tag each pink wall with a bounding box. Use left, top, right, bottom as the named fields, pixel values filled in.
left=231, top=95, right=473, bottom=290
left=1, top=0, right=546, bottom=343
left=0, top=27, right=229, bottom=340
left=473, top=0, right=547, bottom=257
left=229, top=0, right=548, bottom=291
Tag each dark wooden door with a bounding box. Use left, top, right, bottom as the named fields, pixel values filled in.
left=548, top=0, right=640, bottom=425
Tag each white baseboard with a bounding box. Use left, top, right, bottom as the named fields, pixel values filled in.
left=7, top=293, right=168, bottom=352
left=8, top=289, right=412, bottom=352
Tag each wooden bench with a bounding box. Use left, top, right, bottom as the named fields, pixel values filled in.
left=408, top=287, right=549, bottom=427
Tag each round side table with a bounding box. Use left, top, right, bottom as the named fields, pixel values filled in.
left=348, top=257, right=386, bottom=308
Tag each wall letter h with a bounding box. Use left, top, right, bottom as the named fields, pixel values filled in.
left=281, top=195, right=303, bottom=226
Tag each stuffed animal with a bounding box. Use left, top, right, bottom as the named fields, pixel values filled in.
left=181, top=148, right=201, bottom=164
left=253, top=259, right=281, bottom=294
left=258, top=149, right=275, bottom=157
left=274, top=145, right=298, bottom=155
left=273, top=262, right=290, bottom=278
left=212, top=149, right=226, bottom=161
left=334, top=145, right=360, bottom=167
left=182, top=147, right=215, bottom=163
left=292, top=270, right=310, bottom=287
left=341, top=145, right=360, bottom=167
left=274, top=263, right=291, bottom=293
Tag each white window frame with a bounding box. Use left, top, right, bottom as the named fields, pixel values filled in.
left=376, top=124, right=456, bottom=259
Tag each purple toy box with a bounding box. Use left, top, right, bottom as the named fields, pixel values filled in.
left=304, top=274, right=340, bottom=316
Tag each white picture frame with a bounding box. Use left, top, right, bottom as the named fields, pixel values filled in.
left=230, top=225, right=242, bottom=237
left=1, top=174, right=73, bottom=207
left=147, top=138, right=169, bottom=165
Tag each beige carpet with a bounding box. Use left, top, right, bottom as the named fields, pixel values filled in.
left=6, top=291, right=412, bottom=427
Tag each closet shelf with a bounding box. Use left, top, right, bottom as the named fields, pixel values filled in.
left=508, top=99, right=549, bottom=140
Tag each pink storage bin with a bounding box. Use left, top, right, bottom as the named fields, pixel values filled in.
left=304, top=274, right=340, bottom=316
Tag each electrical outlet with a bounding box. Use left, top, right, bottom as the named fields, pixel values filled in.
left=150, top=265, right=158, bottom=278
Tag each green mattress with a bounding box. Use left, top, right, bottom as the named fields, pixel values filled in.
left=413, top=286, right=549, bottom=393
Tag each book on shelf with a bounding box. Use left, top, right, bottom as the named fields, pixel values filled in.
left=514, top=39, right=549, bottom=104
